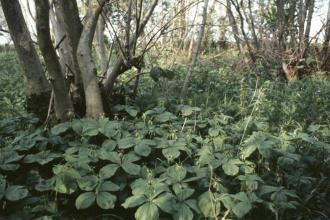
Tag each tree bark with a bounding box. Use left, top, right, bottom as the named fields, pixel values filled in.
left=57, top=0, right=83, bottom=86
left=181, top=0, right=209, bottom=97
left=35, top=0, right=73, bottom=121
left=304, top=0, right=315, bottom=47
left=94, top=15, right=107, bottom=75
left=102, top=0, right=159, bottom=95
left=50, top=0, right=74, bottom=77
left=226, top=0, right=242, bottom=53
left=247, top=0, right=260, bottom=49
left=77, top=0, right=106, bottom=118
left=0, top=0, right=51, bottom=120
left=321, top=0, right=330, bottom=71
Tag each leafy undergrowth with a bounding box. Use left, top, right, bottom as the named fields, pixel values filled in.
left=0, top=52, right=25, bottom=119
left=1, top=54, right=330, bottom=219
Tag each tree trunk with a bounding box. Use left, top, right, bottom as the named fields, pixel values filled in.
left=304, top=0, right=315, bottom=47
left=94, top=15, right=107, bottom=75
left=247, top=0, right=260, bottom=49
left=35, top=0, right=73, bottom=121
left=102, top=0, right=159, bottom=95
left=77, top=0, right=106, bottom=118
left=226, top=0, right=242, bottom=53
left=50, top=0, right=74, bottom=77
left=181, top=0, right=209, bottom=97
left=321, top=0, right=330, bottom=71
left=57, top=0, right=83, bottom=86
left=275, top=0, right=286, bottom=50
left=0, top=0, right=51, bottom=120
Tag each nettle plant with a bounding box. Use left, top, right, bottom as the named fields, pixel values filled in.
left=0, top=105, right=329, bottom=219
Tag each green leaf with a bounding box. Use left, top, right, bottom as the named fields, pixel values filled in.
left=153, top=193, right=174, bottom=213
left=75, top=192, right=95, bottom=210
left=173, top=184, right=194, bottom=201
left=135, top=202, right=159, bottom=220
left=208, top=128, right=220, bottom=137
left=51, top=122, right=71, bottom=135
left=259, top=185, right=280, bottom=196
left=222, top=160, right=239, bottom=176
left=162, top=147, right=180, bottom=160
left=122, top=195, right=147, bottom=208
left=218, top=194, right=234, bottom=210
left=134, top=143, right=151, bottom=157
left=77, top=175, right=98, bottom=191
left=99, top=151, right=121, bottom=164
left=122, top=162, right=140, bottom=175
left=0, top=150, right=23, bottom=171
left=198, top=192, right=220, bottom=217
left=82, top=119, right=99, bottom=136
left=155, top=112, right=177, bottom=123
left=167, top=165, right=187, bottom=183
left=99, top=164, right=120, bottom=179
left=241, top=145, right=257, bottom=159
left=125, top=107, right=138, bottom=117
left=96, top=192, right=116, bottom=209
left=98, top=181, right=120, bottom=192
left=54, top=172, right=78, bottom=194
left=232, top=201, right=252, bottom=218
left=72, top=120, right=83, bottom=135
left=24, top=150, right=61, bottom=165
left=122, top=152, right=140, bottom=163
left=118, top=137, right=135, bottom=149
left=5, top=185, right=28, bottom=201
left=101, top=139, right=117, bottom=151
left=173, top=203, right=194, bottom=220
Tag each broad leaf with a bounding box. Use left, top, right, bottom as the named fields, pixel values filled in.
left=5, top=185, right=28, bottom=201
left=122, top=195, right=147, bottom=208
left=96, top=192, right=116, bottom=209
left=75, top=192, right=95, bottom=210
left=99, top=164, right=120, bottom=179
left=135, top=202, right=159, bottom=220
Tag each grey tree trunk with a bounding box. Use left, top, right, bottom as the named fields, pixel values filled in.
left=57, top=0, right=83, bottom=86
left=275, top=0, right=286, bottom=50
left=304, top=0, right=315, bottom=47
left=321, top=0, right=330, bottom=70
left=181, top=0, right=209, bottom=97
left=0, top=0, right=51, bottom=120
left=247, top=0, right=260, bottom=49
left=226, top=0, right=242, bottom=53
left=77, top=0, right=106, bottom=118
left=35, top=0, right=73, bottom=121
left=94, top=16, right=107, bottom=75
left=50, top=0, right=74, bottom=77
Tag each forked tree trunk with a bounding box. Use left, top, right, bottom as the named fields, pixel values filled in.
left=102, top=0, right=159, bottom=95
left=35, top=0, right=73, bottom=121
left=77, top=0, right=106, bottom=118
left=0, top=0, right=51, bottom=120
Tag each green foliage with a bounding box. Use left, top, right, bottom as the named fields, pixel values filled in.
left=0, top=52, right=25, bottom=119
left=1, top=52, right=330, bottom=219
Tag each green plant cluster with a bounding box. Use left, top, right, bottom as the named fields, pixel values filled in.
left=1, top=99, right=329, bottom=219
left=0, top=52, right=25, bottom=119
left=1, top=52, right=330, bottom=219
